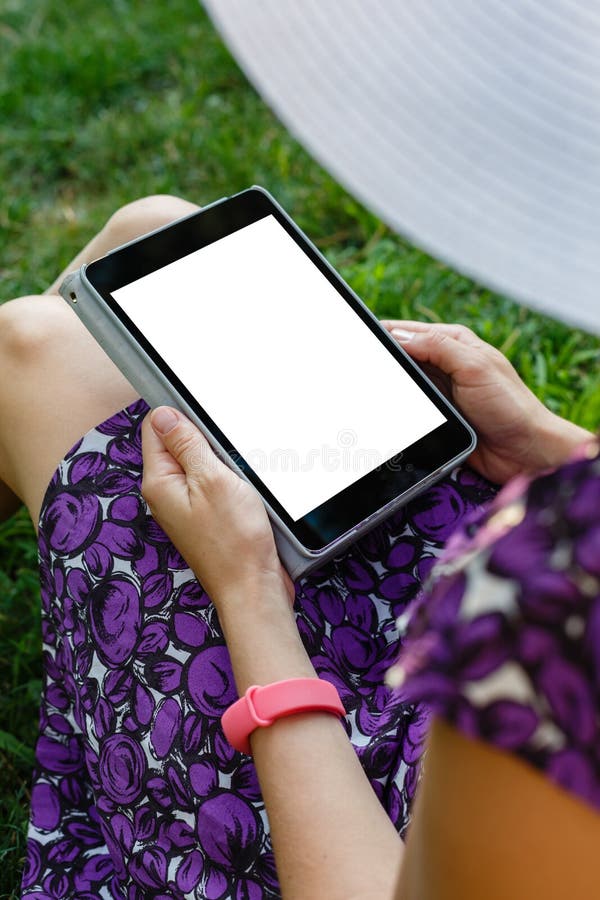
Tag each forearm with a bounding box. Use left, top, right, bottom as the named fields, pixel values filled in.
left=218, top=587, right=403, bottom=900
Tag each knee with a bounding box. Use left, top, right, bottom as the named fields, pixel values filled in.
left=0, top=295, right=67, bottom=363
left=103, top=195, right=200, bottom=247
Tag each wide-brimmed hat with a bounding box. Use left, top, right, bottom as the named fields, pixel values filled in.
left=204, top=1, right=600, bottom=334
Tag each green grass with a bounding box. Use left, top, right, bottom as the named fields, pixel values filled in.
left=0, top=0, right=599, bottom=895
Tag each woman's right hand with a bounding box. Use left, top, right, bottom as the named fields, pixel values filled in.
left=381, top=320, right=593, bottom=484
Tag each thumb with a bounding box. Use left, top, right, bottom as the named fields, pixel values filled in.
left=149, top=407, right=221, bottom=482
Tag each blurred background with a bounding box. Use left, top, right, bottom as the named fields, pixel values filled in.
left=1, top=1, right=599, bottom=894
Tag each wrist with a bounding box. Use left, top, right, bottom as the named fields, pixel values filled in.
left=216, top=578, right=314, bottom=694
left=217, top=572, right=296, bottom=630
left=535, top=410, right=595, bottom=470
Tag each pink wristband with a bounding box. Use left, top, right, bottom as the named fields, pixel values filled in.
left=221, top=678, right=346, bottom=755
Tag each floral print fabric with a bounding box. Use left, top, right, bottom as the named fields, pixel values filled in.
left=22, top=399, right=496, bottom=898
left=393, top=445, right=600, bottom=811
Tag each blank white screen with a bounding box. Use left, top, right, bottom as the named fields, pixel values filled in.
left=113, top=215, right=445, bottom=520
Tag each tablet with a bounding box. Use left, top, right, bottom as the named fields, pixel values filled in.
left=63, top=187, right=476, bottom=578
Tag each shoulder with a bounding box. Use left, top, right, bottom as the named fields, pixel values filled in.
left=391, top=449, right=600, bottom=808
left=409, top=448, right=600, bottom=632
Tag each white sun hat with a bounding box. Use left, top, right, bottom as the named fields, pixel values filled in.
left=203, top=0, right=600, bottom=334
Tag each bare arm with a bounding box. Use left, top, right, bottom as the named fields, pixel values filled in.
left=396, top=719, right=600, bottom=900
left=141, top=410, right=402, bottom=900
left=222, top=592, right=402, bottom=900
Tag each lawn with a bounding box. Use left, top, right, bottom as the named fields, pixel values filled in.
left=1, top=0, right=599, bottom=895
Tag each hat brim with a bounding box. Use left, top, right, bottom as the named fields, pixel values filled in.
left=205, top=0, right=600, bottom=335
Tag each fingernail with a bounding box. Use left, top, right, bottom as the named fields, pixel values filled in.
left=391, top=328, right=414, bottom=343
left=151, top=407, right=179, bottom=435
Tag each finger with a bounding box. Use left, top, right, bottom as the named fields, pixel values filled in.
left=391, top=328, right=484, bottom=379
left=418, top=362, right=452, bottom=398
left=381, top=320, right=480, bottom=346
left=149, top=407, right=223, bottom=484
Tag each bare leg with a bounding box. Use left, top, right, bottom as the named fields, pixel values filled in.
left=0, top=195, right=199, bottom=527
left=45, top=195, right=199, bottom=295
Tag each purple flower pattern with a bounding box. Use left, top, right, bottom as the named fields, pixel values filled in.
left=393, top=447, right=600, bottom=811
left=24, top=399, right=496, bottom=898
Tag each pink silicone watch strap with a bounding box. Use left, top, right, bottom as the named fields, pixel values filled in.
left=221, top=678, right=346, bottom=755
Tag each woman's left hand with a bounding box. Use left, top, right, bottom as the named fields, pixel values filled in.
left=142, top=407, right=404, bottom=900
left=141, top=407, right=294, bottom=609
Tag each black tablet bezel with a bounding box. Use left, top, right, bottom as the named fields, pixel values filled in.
left=85, top=187, right=475, bottom=551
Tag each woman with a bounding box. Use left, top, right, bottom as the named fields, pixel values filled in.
left=1, top=196, right=594, bottom=899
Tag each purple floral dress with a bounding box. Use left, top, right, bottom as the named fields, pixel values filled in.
left=22, top=399, right=496, bottom=899
left=391, top=444, right=600, bottom=811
